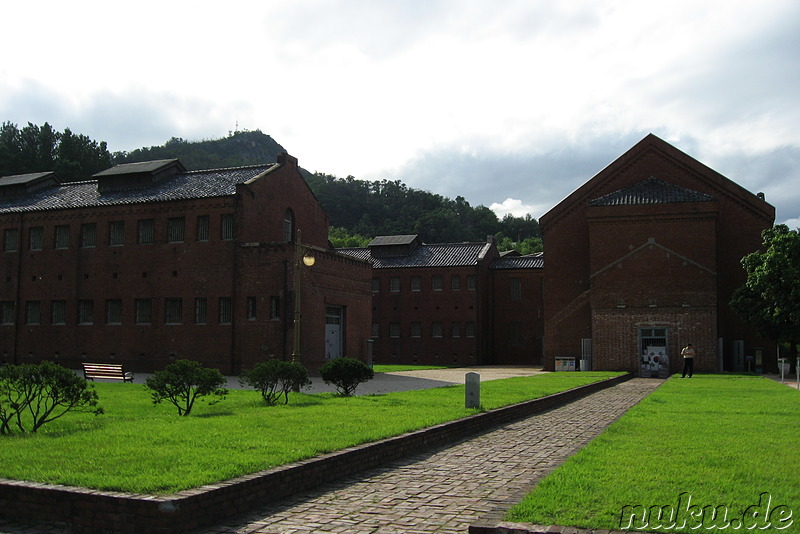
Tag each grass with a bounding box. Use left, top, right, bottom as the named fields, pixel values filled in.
left=0, top=371, right=619, bottom=494
left=506, top=375, right=800, bottom=533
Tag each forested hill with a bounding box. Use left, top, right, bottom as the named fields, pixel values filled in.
left=1, top=123, right=542, bottom=250
left=113, top=130, right=287, bottom=170
left=113, top=129, right=541, bottom=246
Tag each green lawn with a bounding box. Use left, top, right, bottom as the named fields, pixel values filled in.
left=507, top=375, right=800, bottom=533
left=0, top=371, right=619, bottom=494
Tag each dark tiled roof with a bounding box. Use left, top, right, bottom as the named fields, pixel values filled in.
left=589, top=177, right=715, bottom=207
left=368, top=235, right=419, bottom=246
left=491, top=253, right=544, bottom=270
left=0, top=171, right=56, bottom=186
left=0, top=164, right=275, bottom=214
left=338, top=242, right=491, bottom=268
left=93, top=159, right=183, bottom=177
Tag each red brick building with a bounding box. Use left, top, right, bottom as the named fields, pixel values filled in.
left=540, top=134, right=775, bottom=374
left=0, top=154, right=372, bottom=374
left=339, top=236, right=544, bottom=366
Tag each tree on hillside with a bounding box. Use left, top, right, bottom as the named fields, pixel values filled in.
left=0, top=122, right=112, bottom=181
left=730, top=224, right=800, bottom=367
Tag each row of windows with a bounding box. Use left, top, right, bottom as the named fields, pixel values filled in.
left=2, top=214, right=235, bottom=252
left=373, top=321, right=476, bottom=339
left=375, top=274, right=478, bottom=293
left=0, top=296, right=280, bottom=326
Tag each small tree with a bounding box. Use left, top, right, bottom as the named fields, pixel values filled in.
left=145, top=360, right=227, bottom=416
left=731, top=224, right=800, bottom=369
left=319, top=357, right=374, bottom=397
left=0, top=361, right=102, bottom=434
left=240, top=360, right=310, bottom=405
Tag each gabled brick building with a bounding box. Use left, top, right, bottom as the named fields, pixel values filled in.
left=0, top=154, right=372, bottom=374
left=339, top=236, right=544, bottom=366
left=540, top=134, right=775, bottom=374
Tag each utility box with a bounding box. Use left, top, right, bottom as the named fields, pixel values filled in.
left=555, top=357, right=576, bottom=371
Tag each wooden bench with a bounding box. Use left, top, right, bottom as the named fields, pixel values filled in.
left=82, top=363, right=134, bottom=383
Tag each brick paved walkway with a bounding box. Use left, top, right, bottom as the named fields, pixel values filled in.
left=197, top=378, right=663, bottom=534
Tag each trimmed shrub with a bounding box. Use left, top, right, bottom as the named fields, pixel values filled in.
left=319, top=357, right=374, bottom=396
left=145, top=359, right=227, bottom=416
left=239, top=359, right=311, bottom=405
left=0, top=361, right=102, bottom=434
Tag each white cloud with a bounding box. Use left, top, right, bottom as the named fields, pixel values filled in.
left=489, top=199, right=537, bottom=218
left=1, top=0, right=798, bottom=226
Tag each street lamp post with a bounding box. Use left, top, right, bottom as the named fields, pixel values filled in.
left=291, top=229, right=315, bottom=362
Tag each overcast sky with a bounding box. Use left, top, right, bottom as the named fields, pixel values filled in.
left=2, top=0, right=799, bottom=227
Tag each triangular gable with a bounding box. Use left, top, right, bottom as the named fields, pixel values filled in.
left=591, top=237, right=716, bottom=279
left=589, top=176, right=715, bottom=206
left=541, top=134, right=774, bottom=232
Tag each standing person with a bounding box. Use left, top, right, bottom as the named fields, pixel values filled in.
left=681, top=343, right=695, bottom=378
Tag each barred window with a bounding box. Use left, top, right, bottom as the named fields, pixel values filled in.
left=3, top=229, right=19, bottom=252
left=467, top=274, right=476, bottom=290
left=109, top=221, right=124, bottom=246
left=411, top=276, right=421, bottom=291
left=195, top=298, right=208, bottom=324
left=167, top=217, right=185, bottom=243
left=165, top=298, right=182, bottom=324
left=219, top=297, right=233, bottom=324
left=452, top=322, right=461, bottom=338
left=135, top=299, right=152, bottom=324
left=283, top=209, right=295, bottom=242
left=26, top=301, right=41, bottom=324
left=432, top=275, right=443, bottom=291
left=466, top=321, right=475, bottom=338
left=451, top=275, right=461, bottom=291
left=432, top=322, right=443, bottom=338
left=221, top=214, right=234, bottom=241
left=247, top=296, right=257, bottom=320
left=371, top=278, right=380, bottom=292
left=389, top=322, right=400, bottom=338
left=1, top=302, right=15, bottom=324
left=511, top=278, right=522, bottom=301
left=138, top=219, right=154, bottom=245
left=411, top=322, right=421, bottom=338
left=29, top=227, right=43, bottom=251
left=390, top=277, right=400, bottom=292
left=80, top=223, right=96, bottom=248
left=196, top=215, right=209, bottom=242
left=78, top=300, right=94, bottom=324
left=51, top=300, right=66, bottom=325
left=371, top=322, right=379, bottom=338
left=54, top=225, right=70, bottom=249
left=269, top=296, right=280, bottom=320
left=106, top=299, right=122, bottom=324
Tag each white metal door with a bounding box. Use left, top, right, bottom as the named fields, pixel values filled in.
left=325, top=306, right=343, bottom=359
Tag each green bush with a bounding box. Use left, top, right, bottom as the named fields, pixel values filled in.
left=0, top=361, right=102, bottom=434
left=319, top=357, right=374, bottom=396
left=239, top=359, right=311, bottom=405
left=144, top=360, right=227, bottom=416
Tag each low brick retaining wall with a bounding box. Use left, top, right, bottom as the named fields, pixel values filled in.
left=0, top=373, right=631, bottom=533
